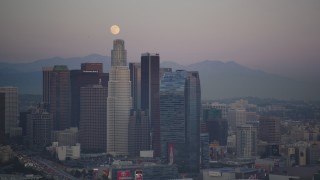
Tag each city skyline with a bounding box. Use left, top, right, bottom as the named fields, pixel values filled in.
left=0, top=0, right=320, bottom=82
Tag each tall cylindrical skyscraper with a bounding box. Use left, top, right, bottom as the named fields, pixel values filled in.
left=107, top=39, right=132, bottom=155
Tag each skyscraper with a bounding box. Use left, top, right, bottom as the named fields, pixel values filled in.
left=160, top=70, right=201, bottom=172
left=128, top=110, right=149, bottom=157
left=259, top=116, right=280, bottom=144
left=79, top=84, right=108, bottom=153
left=0, top=87, right=18, bottom=135
left=141, top=53, right=160, bottom=157
left=49, top=65, right=71, bottom=130
left=26, top=103, right=52, bottom=147
left=70, top=70, right=98, bottom=127
left=228, top=108, right=247, bottom=131
left=42, top=67, right=53, bottom=105
left=236, top=124, right=257, bottom=158
left=107, top=39, right=132, bottom=155
left=70, top=63, right=109, bottom=127
left=129, top=62, right=141, bottom=110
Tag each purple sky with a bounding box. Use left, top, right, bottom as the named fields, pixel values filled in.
left=1, top=0, right=320, bottom=81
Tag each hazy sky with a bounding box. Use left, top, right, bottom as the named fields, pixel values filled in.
left=1, top=0, right=320, bottom=80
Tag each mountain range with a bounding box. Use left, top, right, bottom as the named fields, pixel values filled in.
left=0, top=54, right=319, bottom=100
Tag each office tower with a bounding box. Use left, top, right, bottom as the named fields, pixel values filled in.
left=42, top=67, right=53, bottom=104
left=70, top=68, right=101, bottom=127
left=79, top=84, right=107, bottom=153
left=203, top=108, right=228, bottom=145
left=203, top=108, right=223, bottom=121
left=81, top=62, right=109, bottom=87
left=81, top=63, right=103, bottom=74
left=0, top=93, right=5, bottom=144
left=206, top=120, right=228, bottom=146
left=160, top=70, right=201, bottom=172
left=236, top=125, right=257, bottom=158
left=128, top=110, right=149, bottom=157
left=26, top=103, right=52, bottom=147
left=203, top=102, right=228, bottom=119
left=141, top=53, right=160, bottom=157
left=107, top=39, right=132, bottom=155
left=259, top=116, right=280, bottom=144
left=129, top=63, right=141, bottom=110
left=228, top=108, right=247, bottom=131
left=49, top=65, right=71, bottom=130
left=0, top=87, right=18, bottom=136
left=200, top=133, right=210, bottom=169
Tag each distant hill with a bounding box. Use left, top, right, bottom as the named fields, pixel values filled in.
left=161, top=60, right=319, bottom=100
left=0, top=54, right=111, bottom=73
left=0, top=54, right=319, bottom=100
left=0, top=54, right=111, bottom=94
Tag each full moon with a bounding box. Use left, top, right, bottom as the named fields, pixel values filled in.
left=110, top=25, right=120, bottom=35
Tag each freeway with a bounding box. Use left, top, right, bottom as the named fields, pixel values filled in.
left=15, top=151, right=78, bottom=180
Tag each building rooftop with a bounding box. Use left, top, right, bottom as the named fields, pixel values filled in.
left=53, top=65, right=68, bottom=71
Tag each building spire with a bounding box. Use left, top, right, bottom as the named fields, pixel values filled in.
left=111, top=39, right=127, bottom=67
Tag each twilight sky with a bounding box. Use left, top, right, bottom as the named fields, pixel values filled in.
left=1, top=0, right=320, bottom=81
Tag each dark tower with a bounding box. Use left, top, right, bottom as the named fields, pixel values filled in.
left=141, top=53, right=160, bottom=157
left=50, top=65, right=71, bottom=130
left=79, top=84, right=108, bottom=153
left=0, top=93, right=5, bottom=144
left=129, top=63, right=141, bottom=110
left=42, top=67, right=53, bottom=105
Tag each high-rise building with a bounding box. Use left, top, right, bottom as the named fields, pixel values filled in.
left=236, top=125, right=257, bottom=158
left=200, top=133, right=210, bottom=169
left=42, top=67, right=53, bottom=105
left=107, top=39, right=132, bottom=155
left=0, top=92, right=5, bottom=144
left=70, top=63, right=109, bottom=127
left=160, top=70, right=201, bottom=172
left=128, top=110, right=149, bottom=157
left=129, top=63, right=141, bottom=110
left=26, top=103, right=52, bottom=147
left=206, top=119, right=228, bottom=146
left=81, top=63, right=103, bottom=74
left=259, top=116, right=280, bottom=144
left=228, top=108, right=247, bottom=131
left=49, top=65, right=71, bottom=130
left=0, top=87, right=18, bottom=136
left=203, top=102, right=228, bottom=119
left=202, top=108, right=228, bottom=145
left=79, top=84, right=107, bottom=153
left=141, top=53, right=160, bottom=157
left=70, top=70, right=99, bottom=127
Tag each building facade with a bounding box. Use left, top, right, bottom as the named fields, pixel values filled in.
left=129, top=62, right=141, bottom=110
left=26, top=104, right=52, bottom=147
left=128, top=110, right=149, bottom=157
left=228, top=108, right=247, bottom=131
left=160, top=70, right=201, bottom=172
left=259, top=116, right=281, bottom=144
left=236, top=125, right=257, bottom=158
left=0, top=87, right=18, bottom=135
left=141, top=53, right=160, bottom=157
left=52, top=127, right=78, bottom=146
left=107, top=39, right=132, bottom=155
left=49, top=65, right=71, bottom=130
left=79, top=84, right=108, bottom=153
left=42, top=67, right=53, bottom=105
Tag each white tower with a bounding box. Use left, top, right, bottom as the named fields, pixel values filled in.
left=236, top=124, right=257, bottom=158
left=107, top=39, right=132, bottom=155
